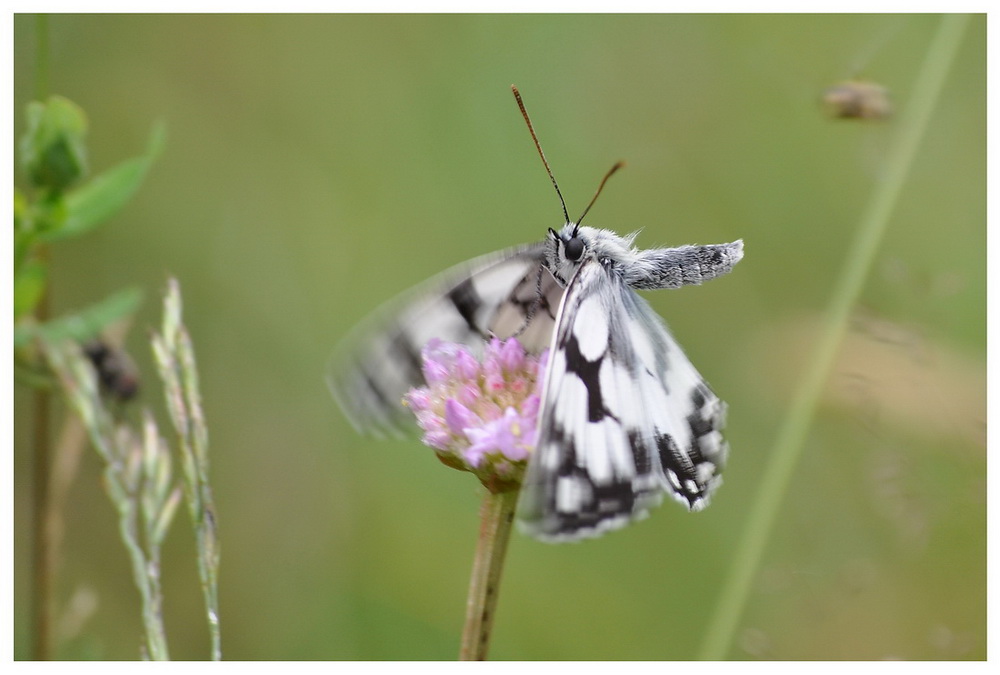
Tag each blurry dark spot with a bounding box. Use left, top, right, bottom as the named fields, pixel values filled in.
left=822, top=80, right=892, bottom=120
left=83, top=339, right=140, bottom=401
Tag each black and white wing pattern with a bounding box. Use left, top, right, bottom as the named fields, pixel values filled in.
left=518, top=258, right=729, bottom=541
left=327, top=243, right=564, bottom=435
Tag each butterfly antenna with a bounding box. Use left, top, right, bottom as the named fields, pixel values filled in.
left=576, top=161, right=625, bottom=227
left=512, top=85, right=571, bottom=225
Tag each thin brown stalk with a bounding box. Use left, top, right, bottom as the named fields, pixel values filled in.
left=458, top=489, right=518, bottom=660
left=31, top=382, right=53, bottom=661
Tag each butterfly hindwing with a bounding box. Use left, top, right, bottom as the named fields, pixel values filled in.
left=518, top=259, right=728, bottom=541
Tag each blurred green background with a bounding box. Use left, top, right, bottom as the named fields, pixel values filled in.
left=13, top=14, right=985, bottom=660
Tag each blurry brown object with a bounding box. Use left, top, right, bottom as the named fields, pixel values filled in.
left=822, top=80, right=892, bottom=120
left=83, top=339, right=140, bottom=401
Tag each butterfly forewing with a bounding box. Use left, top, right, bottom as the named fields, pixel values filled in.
left=328, top=244, right=552, bottom=435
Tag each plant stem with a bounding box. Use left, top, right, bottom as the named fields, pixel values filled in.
left=30, top=219, right=55, bottom=663
left=459, top=489, right=518, bottom=660
left=30, top=13, right=53, bottom=661
left=697, top=13, right=971, bottom=660
left=34, top=414, right=88, bottom=658
left=34, top=14, right=49, bottom=100
left=31, top=382, right=53, bottom=661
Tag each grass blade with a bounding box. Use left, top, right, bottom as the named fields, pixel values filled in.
left=697, top=13, right=972, bottom=660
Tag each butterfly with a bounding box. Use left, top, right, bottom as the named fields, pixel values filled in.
left=328, top=86, right=743, bottom=541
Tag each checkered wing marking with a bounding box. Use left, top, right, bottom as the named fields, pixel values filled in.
left=519, top=259, right=729, bottom=541
left=327, top=243, right=562, bottom=436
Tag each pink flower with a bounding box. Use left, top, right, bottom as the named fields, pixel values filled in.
left=404, top=337, right=548, bottom=491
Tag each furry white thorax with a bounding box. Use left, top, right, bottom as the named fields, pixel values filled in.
left=545, top=224, right=642, bottom=286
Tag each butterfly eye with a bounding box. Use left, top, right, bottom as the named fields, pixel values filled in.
left=564, top=236, right=585, bottom=261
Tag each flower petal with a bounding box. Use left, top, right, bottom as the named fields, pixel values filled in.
left=521, top=393, right=541, bottom=420
left=445, top=398, right=481, bottom=435
left=422, top=358, right=450, bottom=386
left=404, top=388, right=431, bottom=412
left=423, top=430, right=452, bottom=451
left=499, top=337, right=525, bottom=372
left=455, top=347, right=481, bottom=380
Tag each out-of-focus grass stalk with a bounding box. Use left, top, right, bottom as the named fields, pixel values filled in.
left=151, top=278, right=222, bottom=661
left=31, top=320, right=54, bottom=662
left=459, top=489, right=519, bottom=660
left=30, top=14, right=53, bottom=660
left=697, top=13, right=971, bottom=661
left=41, top=279, right=219, bottom=659
left=42, top=341, right=179, bottom=660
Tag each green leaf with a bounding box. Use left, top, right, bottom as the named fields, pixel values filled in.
left=14, top=187, right=30, bottom=232
left=20, top=96, right=89, bottom=192
left=14, top=259, right=48, bottom=319
left=31, top=193, right=69, bottom=239
left=14, top=286, right=144, bottom=348
left=44, top=121, right=167, bottom=243
left=13, top=189, right=37, bottom=274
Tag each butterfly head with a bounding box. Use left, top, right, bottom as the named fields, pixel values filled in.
left=546, top=223, right=641, bottom=285
left=544, top=223, right=584, bottom=284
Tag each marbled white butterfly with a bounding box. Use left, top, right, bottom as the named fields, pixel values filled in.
left=329, top=86, right=743, bottom=541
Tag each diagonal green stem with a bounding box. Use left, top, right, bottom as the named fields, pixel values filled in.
left=459, top=489, right=518, bottom=660
left=697, top=13, right=972, bottom=660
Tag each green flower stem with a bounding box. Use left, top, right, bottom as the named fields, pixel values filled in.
left=459, top=488, right=519, bottom=661
left=697, top=13, right=971, bottom=660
